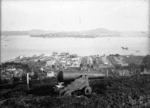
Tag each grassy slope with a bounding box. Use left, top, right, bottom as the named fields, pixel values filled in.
left=1, top=75, right=150, bottom=108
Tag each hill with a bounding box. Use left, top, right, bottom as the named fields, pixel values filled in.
left=1, top=28, right=148, bottom=38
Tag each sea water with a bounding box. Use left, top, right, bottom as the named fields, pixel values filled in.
left=1, top=35, right=150, bottom=62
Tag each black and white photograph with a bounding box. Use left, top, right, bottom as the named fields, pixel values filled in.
left=0, top=0, right=150, bottom=107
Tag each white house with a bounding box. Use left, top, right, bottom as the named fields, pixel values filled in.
left=47, top=71, right=55, bottom=77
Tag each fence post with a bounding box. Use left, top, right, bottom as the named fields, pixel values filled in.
left=106, top=70, right=108, bottom=77
left=27, top=73, right=30, bottom=90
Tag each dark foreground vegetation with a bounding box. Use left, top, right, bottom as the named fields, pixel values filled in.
left=0, top=55, right=150, bottom=107
left=0, top=75, right=150, bottom=108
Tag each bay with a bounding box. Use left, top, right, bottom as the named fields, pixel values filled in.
left=1, top=35, right=150, bottom=62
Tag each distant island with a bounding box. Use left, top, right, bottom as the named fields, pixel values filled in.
left=1, top=28, right=149, bottom=38
left=1, top=31, right=29, bottom=36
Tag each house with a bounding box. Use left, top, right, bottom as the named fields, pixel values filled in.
left=52, top=52, right=59, bottom=56
left=47, top=71, right=55, bottom=77
left=114, top=56, right=128, bottom=67
left=46, top=60, right=56, bottom=67
left=101, top=56, right=109, bottom=65
left=70, top=62, right=80, bottom=67
left=6, top=68, right=16, bottom=72
left=114, top=69, right=130, bottom=76
left=140, top=69, right=150, bottom=75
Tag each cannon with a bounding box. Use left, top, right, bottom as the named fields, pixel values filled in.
left=56, top=71, right=106, bottom=96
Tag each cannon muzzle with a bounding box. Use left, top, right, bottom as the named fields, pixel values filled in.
left=57, top=71, right=106, bottom=82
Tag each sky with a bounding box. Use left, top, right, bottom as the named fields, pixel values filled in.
left=1, top=0, right=149, bottom=31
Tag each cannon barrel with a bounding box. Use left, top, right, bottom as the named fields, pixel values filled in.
left=57, top=71, right=106, bottom=82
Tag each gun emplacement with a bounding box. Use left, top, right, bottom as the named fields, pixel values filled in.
left=56, top=70, right=106, bottom=96
left=57, top=71, right=106, bottom=82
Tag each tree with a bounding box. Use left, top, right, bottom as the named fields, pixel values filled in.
left=115, top=54, right=120, bottom=57
left=128, top=63, right=138, bottom=75
left=142, top=55, right=150, bottom=70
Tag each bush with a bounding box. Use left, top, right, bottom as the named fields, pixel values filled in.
left=1, top=76, right=150, bottom=108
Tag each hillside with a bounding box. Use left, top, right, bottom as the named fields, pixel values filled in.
left=1, top=28, right=148, bottom=38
